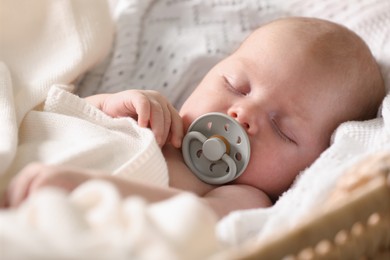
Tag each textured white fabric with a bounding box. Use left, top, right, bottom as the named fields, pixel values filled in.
left=77, top=0, right=390, bottom=104
left=76, top=0, right=287, bottom=108
left=0, top=0, right=115, bottom=195
left=76, top=0, right=390, bottom=246
left=6, top=85, right=168, bottom=186
left=0, top=182, right=219, bottom=260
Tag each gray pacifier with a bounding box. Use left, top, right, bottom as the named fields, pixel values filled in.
left=182, top=112, right=250, bottom=185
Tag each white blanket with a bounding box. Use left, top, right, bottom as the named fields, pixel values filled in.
left=0, top=182, right=219, bottom=260
left=6, top=84, right=168, bottom=187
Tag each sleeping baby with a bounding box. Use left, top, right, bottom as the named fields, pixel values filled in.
left=3, top=17, right=385, bottom=219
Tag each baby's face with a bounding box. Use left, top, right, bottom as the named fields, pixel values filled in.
left=180, top=22, right=353, bottom=199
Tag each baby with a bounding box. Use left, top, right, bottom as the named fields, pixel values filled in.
left=4, top=17, right=385, bottom=219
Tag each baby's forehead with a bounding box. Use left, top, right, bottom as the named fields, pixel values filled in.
left=245, top=18, right=363, bottom=55
left=245, top=19, right=368, bottom=74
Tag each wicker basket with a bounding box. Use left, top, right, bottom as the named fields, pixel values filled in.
left=220, top=152, right=390, bottom=259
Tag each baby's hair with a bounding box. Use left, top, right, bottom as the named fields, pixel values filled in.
left=272, top=17, right=385, bottom=121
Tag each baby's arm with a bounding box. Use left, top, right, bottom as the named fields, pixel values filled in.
left=4, top=164, right=271, bottom=218
left=85, top=90, right=183, bottom=148
left=3, top=163, right=182, bottom=208
left=203, top=185, right=272, bottom=219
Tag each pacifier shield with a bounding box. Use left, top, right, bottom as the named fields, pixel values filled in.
left=182, top=112, right=250, bottom=184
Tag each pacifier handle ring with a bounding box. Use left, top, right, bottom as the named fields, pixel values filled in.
left=182, top=131, right=238, bottom=185
left=182, top=112, right=250, bottom=185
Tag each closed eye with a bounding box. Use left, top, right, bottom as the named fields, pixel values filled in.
left=271, top=118, right=296, bottom=144
left=223, top=75, right=249, bottom=96
left=223, top=76, right=242, bottom=95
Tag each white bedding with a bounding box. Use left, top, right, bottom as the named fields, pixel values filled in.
left=0, top=0, right=390, bottom=259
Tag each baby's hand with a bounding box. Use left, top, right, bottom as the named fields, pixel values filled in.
left=4, top=163, right=92, bottom=208
left=86, top=90, right=183, bottom=148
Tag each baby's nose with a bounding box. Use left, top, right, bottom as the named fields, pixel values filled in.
left=228, top=109, right=258, bottom=135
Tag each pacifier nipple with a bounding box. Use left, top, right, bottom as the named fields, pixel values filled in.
left=202, top=135, right=230, bottom=161
left=182, top=113, right=250, bottom=185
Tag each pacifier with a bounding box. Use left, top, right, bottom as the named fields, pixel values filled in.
left=182, top=112, right=250, bottom=185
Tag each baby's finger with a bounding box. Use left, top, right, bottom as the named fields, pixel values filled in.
left=168, top=104, right=184, bottom=148
left=149, top=100, right=167, bottom=147
left=130, top=92, right=151, bottom=128
left=161, top=102, right=173, bottom=146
